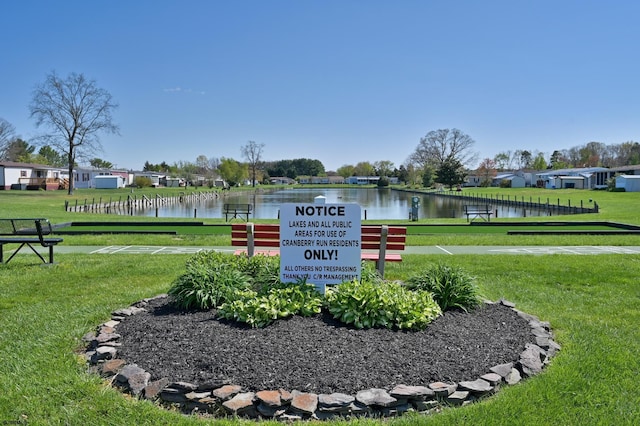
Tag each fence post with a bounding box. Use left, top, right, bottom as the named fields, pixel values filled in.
left=247, top=222, right=255, bottom=257
left=376, top=225, right=388, bottom=278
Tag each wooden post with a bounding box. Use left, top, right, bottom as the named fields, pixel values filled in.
left=246, top=222, right=255, bottom=258
left=376, top=225, right=388, bottom=278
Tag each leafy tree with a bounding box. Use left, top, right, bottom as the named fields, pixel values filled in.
left=374, top=160, right=394, bottom=177
left=195, top=154, right=210, bottom=174
left=396, top=164, right=409, bottom=184
left=218, top=157, right=247, bottom=186
left=532, top=152, right=548, bottom=170
left=493, top=151, right=513, bottom=171
left=354, top=161, right=375, bottom=176
left=266, top=158, right=325, bottom=179
left=410, top=128, right=477, bottom=169
left=516, top=150, right=532, bottom=169
left=550, top=150, right=568, bottom=169
left=336, top=164, right=355, bottom=179
left=241, top=140, right=264, bottom=187
left=436, top=155, right=466, bottom=190
left=38, top=145, right=66, bottom=167
left=2, top=138, right=34, bottom=162
left=30, top=71, right=119, bottom=194
left=477, top=158, right=497, bottom=186
left=422, top=165, right=435, bottom=188
left=89, top=158, right=114, bottom=169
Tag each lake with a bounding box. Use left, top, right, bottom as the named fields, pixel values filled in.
left=132, top=188, right=552, bottom=220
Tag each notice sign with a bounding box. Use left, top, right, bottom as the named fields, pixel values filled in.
left=280, top=203, right=361, bottom=286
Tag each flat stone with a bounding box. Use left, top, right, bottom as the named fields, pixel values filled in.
left=290, top=390, right=318, bottom=415
left=355, top=388, right=397, bottom=407
left=447, top=390, right=470, bottom=405
left=186, top=391, right=212, bottom=400
left=169, top=381, right=198, bottom=392
left=480, top=372, right=503, bottom=386
left=499, top=299, right=516, bottom=308
left=115, top=364, right=150, bottom=395
left=196, top=379, right=231, bottom=391
left=535, top=336, right=551, bottom=348
left=143, top=378, right=170, bottom=400
left=318, top=392, right=355, bottom=408
left=82, top=331, right=97, bottom=342
left=212, top=384, right=242, bottom=400
left=112, top=306, right=146, bottom=316
left=458, top=379, right=493, bottom=394
left=256, top=390, right=282, bottom=407
left=390, top=384, right=435, bottom=399
left=222, top=392, right=256, bottom=416
left=531, top=327, right=550, bottom=338
left=115, top=364, right=146, bottom=383
left=505, top=367, right=522, bottom=385
left=100, top=359, right=126, bottom=376
left=103, top=320, right=120, bottom=328
left=519, top=343, right=545, bottom=377
left=278, top=388, right=293, bottom=404
left=348, top=400, right=371, bottom=415
left=490, top=362, right=514, bottom=378
left=428, top=382, right=457, bottom=397
left=94, top=346, right=117, bottom=360
left=96, top=333, right=122, bottom=343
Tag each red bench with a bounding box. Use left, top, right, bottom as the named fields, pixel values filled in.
left=231, top=223, right=406, bottom=277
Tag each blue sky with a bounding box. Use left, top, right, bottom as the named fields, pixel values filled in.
left=2, top=1, right=640, bottom=172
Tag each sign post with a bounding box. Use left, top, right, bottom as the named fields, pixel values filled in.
left=279, top=201, right=361, bottom=292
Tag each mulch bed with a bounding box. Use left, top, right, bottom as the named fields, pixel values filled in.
left=114, top=297, right=535, bottom=395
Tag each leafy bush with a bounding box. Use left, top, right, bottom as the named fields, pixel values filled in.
left=168, top=262, right=251, bottom=310
left=233, top=253, right=281, bottom=292
left=133, top=176, right=153, bottom=187
left=405, top=263, right=481, bottom=312
left=325, top=279, right=442, bottom=330
left=218, top=280, right=323, bottom=328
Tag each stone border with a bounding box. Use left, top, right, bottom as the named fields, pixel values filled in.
left=82, top=296, right=560, bottom=421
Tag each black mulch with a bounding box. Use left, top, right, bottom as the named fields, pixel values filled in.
left=115, top=296, right=535, bottom=395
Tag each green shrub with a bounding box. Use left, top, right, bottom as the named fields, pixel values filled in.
left=405, top=263, right=481, bottom=312
left=234, top=254, right=281, bottom=292
left=325, top=279, right=442, bottom=330
left=133, top=176, right=153, bottom=187
left=360, top=260, right=382, bottom=283
left=218, top=280, right=322, bottom=327
left=168, top=262, right=251, bottom=310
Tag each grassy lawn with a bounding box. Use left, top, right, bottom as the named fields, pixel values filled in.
left=1, top=187, right=639, bottom=425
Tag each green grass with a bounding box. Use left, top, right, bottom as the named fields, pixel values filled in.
left=1, top=254, right=638, bottom=425
left=1, top=187, right=640, bottom=424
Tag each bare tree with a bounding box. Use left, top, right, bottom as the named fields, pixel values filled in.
left=0, top=117, right=17, bottom=160
left=241, top=140, right=264, bottom=187
left=29, top=71, right=119, bottom=194
left=410, top=128, right=477, bottom=169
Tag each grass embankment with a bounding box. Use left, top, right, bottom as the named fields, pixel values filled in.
left=1, top=187, right=639, bottom=424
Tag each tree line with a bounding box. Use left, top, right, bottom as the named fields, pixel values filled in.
left=2, top=70, right=639, bottom=193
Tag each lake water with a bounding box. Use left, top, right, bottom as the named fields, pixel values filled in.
left=133, top=188, right=551, bottom=220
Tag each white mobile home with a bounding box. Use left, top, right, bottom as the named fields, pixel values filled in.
left=0, top=161, right=65, bottom=190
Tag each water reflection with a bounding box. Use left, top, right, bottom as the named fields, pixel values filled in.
left=133, top=188, right=551, bottom=220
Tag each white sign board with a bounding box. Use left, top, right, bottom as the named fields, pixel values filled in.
left=280, top=203, right=361, bottom=287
